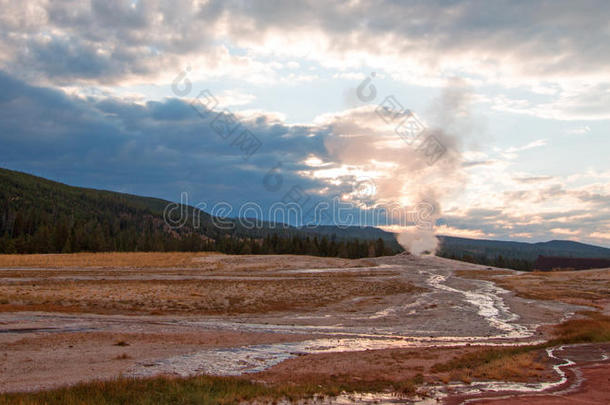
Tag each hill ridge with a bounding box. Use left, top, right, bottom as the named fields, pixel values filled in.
left=0, top=167, right=399, bottom=256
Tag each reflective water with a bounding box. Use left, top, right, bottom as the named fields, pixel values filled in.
left=129, top=264, right=544, bottom=379
left=424, top=272, right=531, bottom=339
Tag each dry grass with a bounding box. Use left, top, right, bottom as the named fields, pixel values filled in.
left=0, top=252, right=373, bottom=270
left=0, top=268, right=399, bottom=280
left=550, top=310, right=610, bottom=344
left=0, top=253, right=409, bottom=315
left=0, top=375, right=317, bottom=405
left=472, top=352, right=545, bottom=380
left=0, top=252, right=373, bottom=272
left=0, top=252, right=219, bottom=268
left=434, top=349, right=547, bottom=383
left=257, top=346, right=438, bottom=389
left=0, top=277, right=421, bottom=315
left=0, top=373, right=424, bottom=405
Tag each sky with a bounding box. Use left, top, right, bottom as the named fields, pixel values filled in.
left=0, top=0, right=609, bottom=247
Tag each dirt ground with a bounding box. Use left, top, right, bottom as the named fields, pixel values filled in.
left=1, top=252, right=609, bottom=403
left=0, top=329, right=315, bottom=393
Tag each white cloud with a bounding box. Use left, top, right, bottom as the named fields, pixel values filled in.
left=566, top=126, right=591, bottom=136
left=3, top=1, right=610, bottom=93
left=550, top=228, right=580, bottom=236
left=506, top=139, right=547, bottom=153
left=215, top=90, right=256, bottom=107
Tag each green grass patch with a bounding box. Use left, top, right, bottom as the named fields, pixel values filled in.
left=0, top=376, right=293, bottom=405
left=0, top=373, right=425, bottom=405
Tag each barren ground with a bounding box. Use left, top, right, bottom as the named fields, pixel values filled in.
left=0, top=252, right=608, bottom=404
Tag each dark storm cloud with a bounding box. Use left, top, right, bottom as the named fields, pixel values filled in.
left=0, top=70, right=331, bottom=211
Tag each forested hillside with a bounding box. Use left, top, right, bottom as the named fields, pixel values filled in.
left=0, top=168, right=399, bottom=257
left=437, top=235, right=610, bottom=270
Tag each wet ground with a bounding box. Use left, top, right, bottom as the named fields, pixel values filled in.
left=0, top=253, right=605, bottom=403
left=441, top=343, right=610, bottom=405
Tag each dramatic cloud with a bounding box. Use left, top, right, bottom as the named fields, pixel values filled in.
left=1, top=1, right=609, bottom=246
left=0, top=71, right=329, bottom=206
left=3, top=2, right=610, bottom=81
left=2, top=1, right=609, bottom=121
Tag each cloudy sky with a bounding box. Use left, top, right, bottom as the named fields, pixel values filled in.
left=1, top=0, right=609, bottom=246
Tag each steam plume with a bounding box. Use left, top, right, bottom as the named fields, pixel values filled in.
left=320, top=78, right=475, bottom=255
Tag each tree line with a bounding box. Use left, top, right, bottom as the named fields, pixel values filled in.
left=0, top=167, right=397, bottom=258
left=436, top=251, right=534, bottom=271
left=0, top=202, right=393, bottom=258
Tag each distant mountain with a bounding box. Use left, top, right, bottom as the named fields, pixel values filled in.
left=300, top=225, right=396, bottom=242
left=0, top=167, right=400, bottom=255
left=437, top=235, right=610, bottom=270
left=532, top=240, right=610, bottom=257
